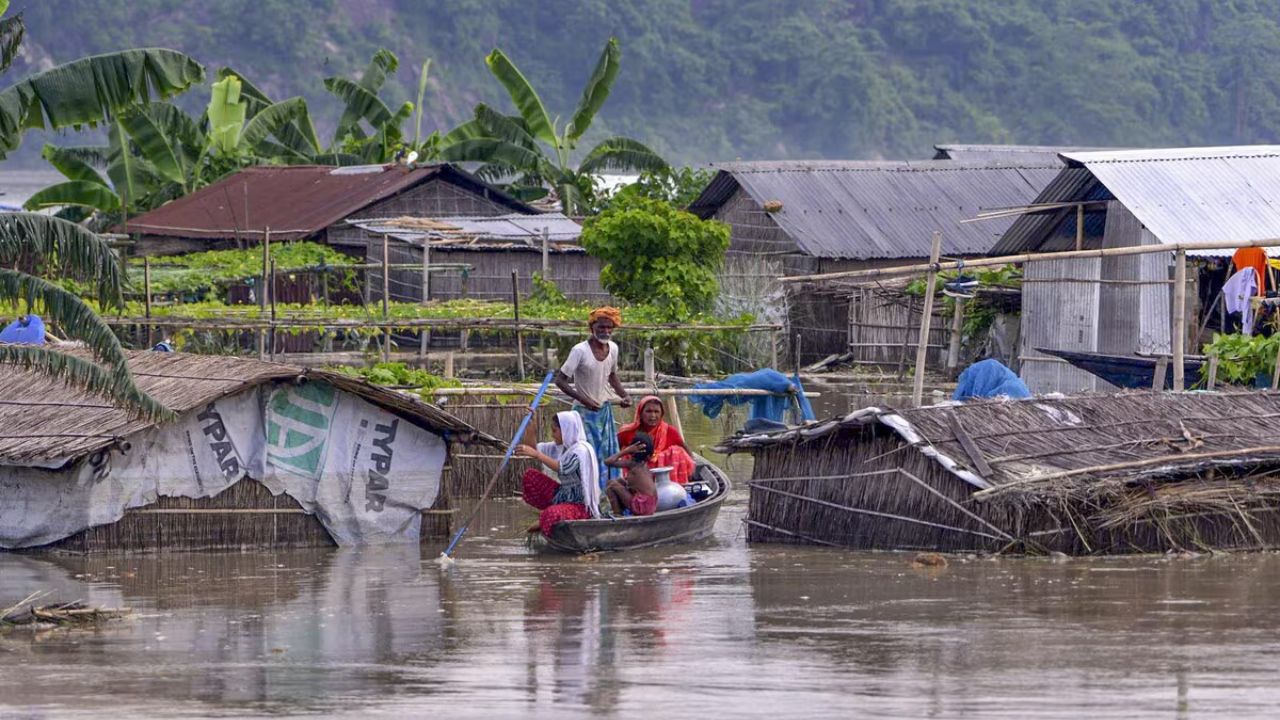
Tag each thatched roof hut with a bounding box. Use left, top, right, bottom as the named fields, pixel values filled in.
left=720, top=392, right=1280, bottom=554
left=0, top=350, right=497, bottom=552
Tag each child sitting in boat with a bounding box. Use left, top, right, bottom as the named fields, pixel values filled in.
left=516, top=411, right=602, bottom=536
left=602, top=433, right=658, bottom=517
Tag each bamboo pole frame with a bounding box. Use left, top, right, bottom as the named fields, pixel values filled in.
left=1172, top=249, right=1187, bottom=390
left=911, top=231, right=942, bottom=406
left=780, top=236, right=1280, bottom=285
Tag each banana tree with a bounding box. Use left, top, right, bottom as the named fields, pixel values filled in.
left=0, top=4, right=204, bottom=159
left=26, top=75, right=326, bottom=219
left=440, top=37, right=667, bottom=214
left=324, top=49, right=417, bottom=163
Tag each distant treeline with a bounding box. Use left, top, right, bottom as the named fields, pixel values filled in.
left=13, top=0, right=1280, bottom=164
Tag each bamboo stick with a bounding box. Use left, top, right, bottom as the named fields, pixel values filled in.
left=946, top=296, right=964, bottom=379
left=912, top=231, right=942, bottom=406
left=973, top=444, right=1280, bottom=498
left=1173, top=249, right=1187, bottom=391
left=512, top=270, right=525, bottom=380
left=781, top=236, right=1280, bottom=284
left=143, top=257, right=153, bottom=349
left=750, top=483, right=1005, bottom=541
left=424, top=386, right=820, bottom=397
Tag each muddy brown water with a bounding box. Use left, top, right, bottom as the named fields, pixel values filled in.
left=3, top=388, right=1280, bottom=717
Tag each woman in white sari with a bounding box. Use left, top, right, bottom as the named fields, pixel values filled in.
left=516, top=411, right=602, bottom=535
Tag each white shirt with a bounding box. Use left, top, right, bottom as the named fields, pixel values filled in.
left=560, top=340, right=618, bottom=406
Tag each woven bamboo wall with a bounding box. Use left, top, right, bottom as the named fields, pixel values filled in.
left=846, top=287, right=951, bottom=369
left=358, top=178, right=514, bottom=218
left=441, top=400, right=561, bottom=497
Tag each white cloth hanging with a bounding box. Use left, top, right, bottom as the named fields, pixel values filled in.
left=1224, top=267, right=1260, bottom=336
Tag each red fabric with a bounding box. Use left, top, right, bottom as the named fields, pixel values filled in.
left=654, top=445, right=695, bottom=485
left=522, top=468, right=559, bottom=509
left=1235, top=248, right=1268, bottom=296
left=629, top=493, right=657, bottom=516
left=618, top=396, right=691, bottom=482
left=540, top=502, right=591, bottom=536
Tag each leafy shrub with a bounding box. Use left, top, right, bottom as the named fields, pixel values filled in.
left=1201, top=332, right=1280, bottom=386
left=580, top=197, right=730, bottom=321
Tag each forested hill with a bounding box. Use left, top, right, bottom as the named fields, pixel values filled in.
left=11, top=0, right=1280, bottom=165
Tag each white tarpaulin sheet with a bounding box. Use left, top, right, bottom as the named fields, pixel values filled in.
left=0, top=381, right=446, bottom=549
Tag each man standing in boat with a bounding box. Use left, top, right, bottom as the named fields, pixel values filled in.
left=556, top=307, right=632, bottom=486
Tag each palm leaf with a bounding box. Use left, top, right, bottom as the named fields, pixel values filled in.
left=0, top=344, right=170, bottom=421
left=440, top=118, right=488, bottom=146
left=240, top=97, right=320, bottom=154
left=474, top=103, right=539, bottom=149
left=0, top=11, right=24, bottom=75
left=39, top=144, right=109, bottom=184
left=578, top=136, right=668, bottom=174
left=0, top=213, right=126, bottom=308
left=23, top=180, right=121, bottom=214
left=0, top=48, right=205, bottom=158
left=49, top=144, right=111, bottom=168
left=567, top=38, right=620, bottom=142
left=413, top=59, right=431, bottom=146
left=0, top=268, right=133, bottom=375
left=119, top=108, right=185, bottom=186
left=484, top=48, right=556, bottom=145
left=324, top=76, right=394, bottom=143
left=439, top=138, right=544, bottom=172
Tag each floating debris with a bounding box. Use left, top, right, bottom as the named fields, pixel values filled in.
left=1, top=591, right=131, bottom=631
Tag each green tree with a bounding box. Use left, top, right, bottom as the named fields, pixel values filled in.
left=441, top=37, right=667, bottom=214
left=0, top=212, right=169, bottom=419
left=580, top=197, right=729, bottom=320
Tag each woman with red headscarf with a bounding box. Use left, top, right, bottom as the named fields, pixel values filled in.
left=616, top=396, right=696, bottom=484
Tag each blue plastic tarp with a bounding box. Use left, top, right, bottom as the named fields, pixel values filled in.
left=688, top=369, right=816, bottom=423
left=953, top=359, right=1031, bottom=401
left=0, top=315, right=44, bottom=345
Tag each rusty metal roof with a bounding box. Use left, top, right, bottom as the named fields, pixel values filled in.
left=122, top=163, right=537, bottom=241
left=688, top=160, right=1061, bottom=259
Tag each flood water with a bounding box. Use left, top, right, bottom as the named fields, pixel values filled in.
left=3, top=336, right=1280, bottom=717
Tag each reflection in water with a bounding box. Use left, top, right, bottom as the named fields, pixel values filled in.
left=2, top=403, right=1280, bottom=717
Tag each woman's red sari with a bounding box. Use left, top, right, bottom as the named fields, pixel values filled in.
left=617, top=396, right=695, bottom=484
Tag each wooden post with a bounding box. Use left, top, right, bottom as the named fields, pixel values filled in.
left=770, top=328, right=780, bottom=370
left=1207, top=353, right=1219, bottom=390
left=143, top=257, right=153, bottom=348
left=911, top=231, right=942, bottom=406
left=444, top=351, right=455, bottom=379
left=1271, top=343, right=1280, bottom=391
left=382, top=233, right=391, bottom=362
left=665, top=395, right=683, bottom=437
left=1172, top=249, right=1187, bottom=391
left=258, top=228, right=270, bottom=360
left=512, top=270, right=525, bottom=380
left=946, top=297, right=964, bottom=379
left=1153, top=357, right=1169, bottom=390
left=1075, top=204, right=1084, bottom=251
left=644, top=346, right=656, bottom=392
left=269, top=259, right=277, bottom=359
left=419, top=242, right=431, bottom=358
left=541, top=226, right=550, bottom=278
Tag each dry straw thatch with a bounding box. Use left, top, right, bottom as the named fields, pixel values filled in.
left=722, top=391, right=1280, bottom=555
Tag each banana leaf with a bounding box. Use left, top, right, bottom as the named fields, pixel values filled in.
left=484, top=48, right=556, bottom=145
left=566, top=38, right=620, bottom=142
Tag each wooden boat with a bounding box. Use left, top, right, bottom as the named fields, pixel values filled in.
left=540, top=457, right=731, bottom=554
left=1036, top=347, right=1206, bottom=390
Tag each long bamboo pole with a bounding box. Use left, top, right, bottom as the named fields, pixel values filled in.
left=780, top=236, right=1280, bottom=284
left=911, top=231, right=942, bottom=406
left=512, top=270, right=525, bottom=380
left=1172, top=249, right=1187, bottom=390
left=143, top=257, right=153, bottom=348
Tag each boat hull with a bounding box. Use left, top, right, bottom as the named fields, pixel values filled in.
left=1036, top=347, right=1204, bottom=390
left=542, top=459, right=730, bottom=554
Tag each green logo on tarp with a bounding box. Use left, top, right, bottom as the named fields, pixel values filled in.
left=267, top=382, right=337, bottom=477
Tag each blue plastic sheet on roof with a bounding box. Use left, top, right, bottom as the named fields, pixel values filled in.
left=0, top=315, right=44, bottom=344
left=689, top=369, right=816, bottom=423
left=953, top=359, right=1031, bottom=401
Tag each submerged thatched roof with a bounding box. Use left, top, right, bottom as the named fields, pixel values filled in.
left=0, top=350, right=496, bottom=465
left=720, top=392, right=1280, bottom=497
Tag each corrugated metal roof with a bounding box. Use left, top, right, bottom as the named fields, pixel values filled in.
left=932, top=144, right=1113, bottom=163
left=123, top=164, right=536, bottom=241
left=348, top=213, right=584, bottom=252
left=689, top=160, right=1062, bottom=259
left=993, top=146, right=1280, bottom=256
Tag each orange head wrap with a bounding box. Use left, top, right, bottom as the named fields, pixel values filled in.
left=588, top=306, right=622, bottom=328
